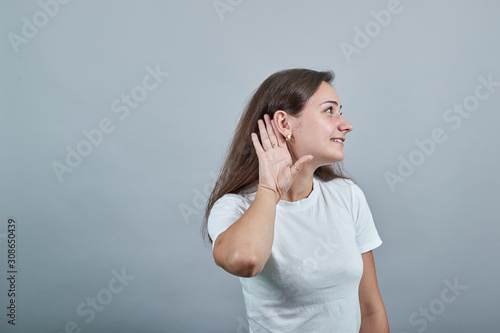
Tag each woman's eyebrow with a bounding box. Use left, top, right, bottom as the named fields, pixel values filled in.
left=321, top=100, right=342, bottom=109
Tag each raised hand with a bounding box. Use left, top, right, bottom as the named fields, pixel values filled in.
left=251, top=114, right=313, bottom=201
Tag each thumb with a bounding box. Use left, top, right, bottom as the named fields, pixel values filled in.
left=290, top=155, right=313, bottom=178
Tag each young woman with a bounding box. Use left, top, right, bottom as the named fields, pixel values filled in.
left=203, top=68, right=389, bottom=332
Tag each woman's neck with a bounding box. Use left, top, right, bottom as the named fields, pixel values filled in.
left=280, top=164, right=316, bottom=202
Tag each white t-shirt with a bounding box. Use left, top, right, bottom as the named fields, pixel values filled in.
left=208, top=177, right=383, bottom=333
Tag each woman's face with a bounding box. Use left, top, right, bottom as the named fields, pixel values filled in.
left=287, top=81, right=353, bottom=166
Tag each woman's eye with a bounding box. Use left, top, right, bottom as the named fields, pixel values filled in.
left=326, top=107, right=342, bottom=116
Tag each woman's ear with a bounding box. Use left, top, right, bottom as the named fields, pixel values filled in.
left=273, top=110, right=292, bottom=138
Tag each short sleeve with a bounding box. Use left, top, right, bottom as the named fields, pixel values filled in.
left=207, top=194, right=251, bottom=251
left=351, top=185, right=382, bottom=253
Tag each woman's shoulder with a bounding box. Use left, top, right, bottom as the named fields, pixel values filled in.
left=214, top=189, right=256, bottom=208
left=316, top=177, right=365, bottom=198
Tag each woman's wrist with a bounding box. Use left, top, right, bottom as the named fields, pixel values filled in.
left=256, top=185, right=281, bottom=205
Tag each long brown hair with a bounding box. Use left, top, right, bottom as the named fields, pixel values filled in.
left=202, top=68, right=353, bottom=244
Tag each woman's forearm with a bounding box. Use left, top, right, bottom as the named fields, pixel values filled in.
left=213, top=187, right=279, bottom=277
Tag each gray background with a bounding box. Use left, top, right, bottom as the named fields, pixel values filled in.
left=1, top=0, right=499, bottom=332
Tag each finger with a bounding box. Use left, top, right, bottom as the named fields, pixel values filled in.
left=251, top=132, right=265, bottom=156
left=290, top=155, right=313, bottom=178
left=257, top=119, right=273, bottom=151
left=264, top=114, right=278, bottom=147
left=270, top=117, right=286, bottom=146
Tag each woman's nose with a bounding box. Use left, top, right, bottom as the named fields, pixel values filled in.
left=339, top=117, right=353, bottom=133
